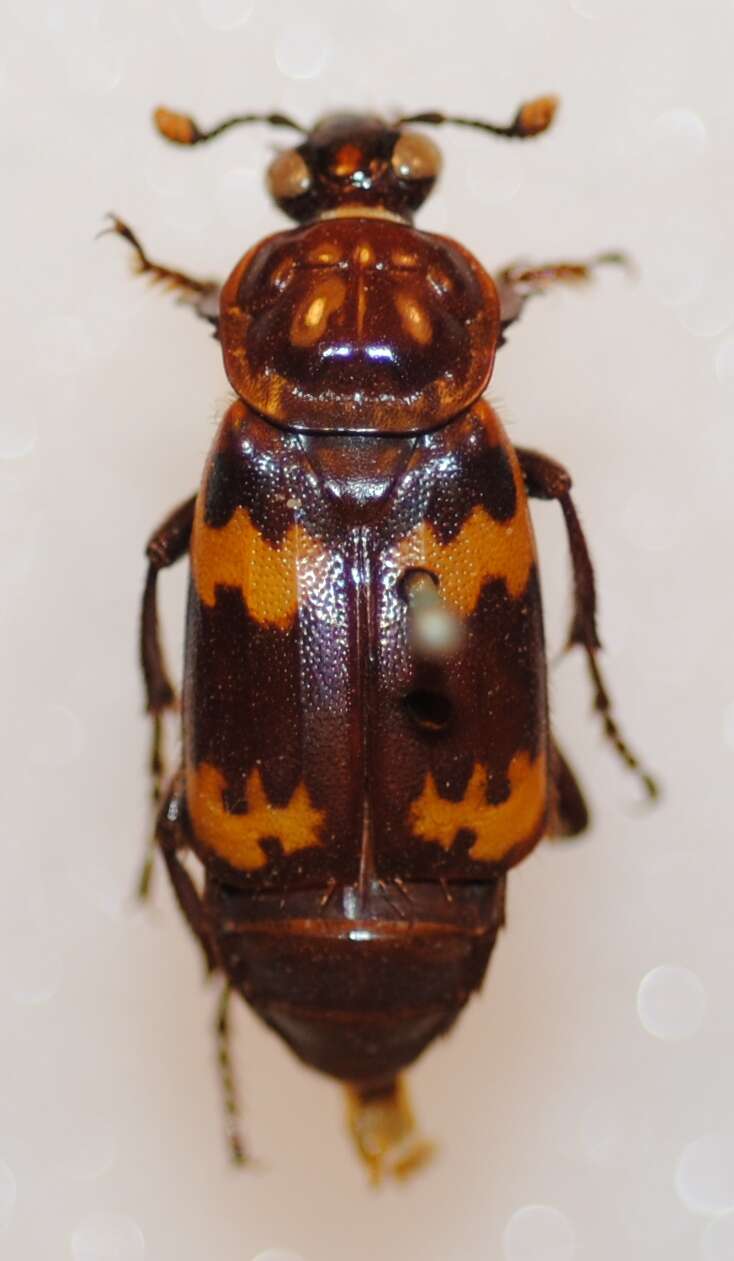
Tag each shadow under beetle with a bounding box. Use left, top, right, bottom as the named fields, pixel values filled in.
left=107, top=94, right=657, bottom=1183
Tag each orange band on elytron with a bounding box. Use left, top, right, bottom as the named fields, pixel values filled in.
left=409, top=749, right=547, bottom=863
left=188, top=762, right=325, bottom=871
left=191, top=497, right=332, bottom=629
left=392, top=463, right=534, bottom=616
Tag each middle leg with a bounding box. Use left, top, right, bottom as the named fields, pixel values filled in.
left=547, top=738, right=590, bottom=839
left=101, top=215, right=221, bottom=329
left=518, top=446, right=659, bottom=800
left=495, top=252, right=630, bottom=340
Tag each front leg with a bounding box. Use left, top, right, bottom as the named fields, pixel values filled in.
left=138, top=494, right=196, bottom=894
left=100, top=216, right=221, bottom=330
left=495, top=252, right=629, bottom=341
left=518, top=447, right=658, bottom=800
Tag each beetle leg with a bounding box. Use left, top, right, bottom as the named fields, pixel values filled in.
left=141, top=495, right=196, bottom=777
left=547, top=739, right=590, bottom=839
left=138, top=496, right=196, bottom=896
left=155, top=800, right=252, bottom=1164
left=100, top=215, right=221, bottom=329
left=154, top=773, right=219, bottom=972
left=215, top=983, right=248, bottom=1165
left=517, top=447, right=659, bottom=800
left=495, top=252, right=630, bottom=340
left=345, top=1077, right=434, bottom=1185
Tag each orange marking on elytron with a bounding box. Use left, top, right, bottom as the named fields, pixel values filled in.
left=191, top=496, right=332, bottom=629
left=394, top=293, right=432, bottom=345
left=409, top=749, right=547, bottom=863
left=290, top=275, right=347, bottom=346
left=392, top=465, right=534, bottom=615
left=188, top=762, right=325, bottom=871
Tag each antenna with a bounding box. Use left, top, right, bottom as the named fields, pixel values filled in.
left=153, top=107, right=306, bottom=147
left=396, top=95, right=558, bottom=140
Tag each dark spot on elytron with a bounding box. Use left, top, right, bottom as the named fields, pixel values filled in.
left=403, top=689, right=453, bottom=732
left=397, top=566, right=439, bottom=599
left=204, top=452, right=241, bottom=529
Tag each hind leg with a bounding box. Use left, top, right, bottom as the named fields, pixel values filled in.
left=547, top=739, right=590, bottom=839
left=154, top=777, right=249, bottom=1163
left=215, top=984, right=249, bottom=1166
left=153, top=772, right=217, bottom=971
left=345, top=1077, right=434, bottom=1185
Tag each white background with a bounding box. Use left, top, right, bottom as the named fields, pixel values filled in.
left=3, top=2, right=734, bottom=1259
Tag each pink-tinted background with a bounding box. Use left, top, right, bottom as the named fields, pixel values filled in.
left=2, top=1, right=733, bottom=1258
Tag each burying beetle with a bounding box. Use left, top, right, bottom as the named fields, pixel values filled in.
left=106, top=95, right=656, bottom=1182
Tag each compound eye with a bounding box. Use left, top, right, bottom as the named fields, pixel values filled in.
left=391, top=131, right=442, bottom=181
left=267, top=149, right=312, bottom=201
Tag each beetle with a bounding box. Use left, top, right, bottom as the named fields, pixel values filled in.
left=106, top=95, right=657, bottom=1182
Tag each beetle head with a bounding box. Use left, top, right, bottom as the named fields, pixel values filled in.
left=267, top=113, right=442, bottom=222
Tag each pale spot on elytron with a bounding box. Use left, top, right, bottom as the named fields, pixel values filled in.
left=70, top=1212, right=145, bottom=1261
left=637, top=965, right=706, bottom=1040
left=503, top=1204, right=576, bottom=1261
left=675, top=1135, right=734, bottom=1215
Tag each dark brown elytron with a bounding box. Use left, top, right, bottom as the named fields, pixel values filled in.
left=108, top=96, right=657, bottom=1182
